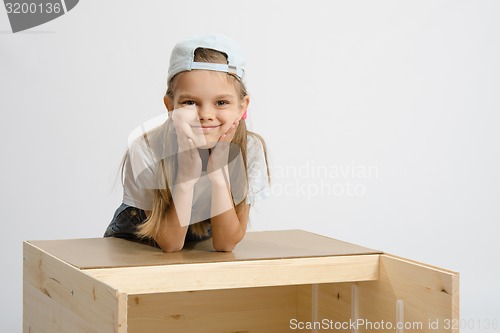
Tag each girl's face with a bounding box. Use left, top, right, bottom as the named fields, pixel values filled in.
left=167, top=70, right=249, bottom=148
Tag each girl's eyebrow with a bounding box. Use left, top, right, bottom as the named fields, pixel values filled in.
left=177, top=94, right=197, bottom=100
left=177, top=94, right=236, bottom=100
left=215, top=94, right=236, bottom=100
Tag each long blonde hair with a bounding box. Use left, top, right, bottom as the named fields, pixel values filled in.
left=120, top=48, right=269, bottom=239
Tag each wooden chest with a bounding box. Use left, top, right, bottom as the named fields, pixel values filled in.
left=23, top=230, right=459, bottom=332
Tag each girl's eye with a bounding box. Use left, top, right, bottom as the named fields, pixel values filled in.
left=182, top=100, right=195, bottom=105
left=216, top=100, right=230, bottom=106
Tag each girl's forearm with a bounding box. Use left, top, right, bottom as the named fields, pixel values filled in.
left=155, top=182, right=195, bottom=252
left=210, top=172, right=245, bottom=251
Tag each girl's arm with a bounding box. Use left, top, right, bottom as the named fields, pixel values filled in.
left=207, top=119, right=250, bottom=251
left=144, top=182, right=196, bottom=252
left=209, top=166, right=250, bottom=252
left=148, top=110, right=202, bottom=252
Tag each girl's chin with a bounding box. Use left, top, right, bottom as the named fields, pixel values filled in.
left=196, top=142, right=217, bottom=149
left=192, top=135, right=219, bottom=149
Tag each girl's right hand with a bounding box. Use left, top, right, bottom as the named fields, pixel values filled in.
left=170, top=107, right=203, bottom=185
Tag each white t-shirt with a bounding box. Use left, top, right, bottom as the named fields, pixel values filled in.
left=121, top=122, right=270, bottom=220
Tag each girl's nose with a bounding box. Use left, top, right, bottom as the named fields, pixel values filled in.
left=197, top=105, right=215, bottom=120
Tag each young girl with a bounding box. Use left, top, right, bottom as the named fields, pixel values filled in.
left=104, top=34, right=270, bottom=252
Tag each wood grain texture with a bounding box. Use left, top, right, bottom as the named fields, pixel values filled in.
left=23, top=230, right=459, bottom=333
left=27, top=230, right=381, bottom=269
left=297, top=283, right=356, bottom=333
left=23, top=242, right=127, bottom=333
left=128, top=286, right=297, bottom=333
left=84, top=254, right=380, bottom=294
left=358, top=254, right=459, bottom=333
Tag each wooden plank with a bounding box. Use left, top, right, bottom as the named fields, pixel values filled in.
left=23, top=242, right=127, bottom=333
left=23, top=282, right=98, bottom=333
left=296, top=284, right=313, bottom=326
left=128, top=286, right=297, bottom=333
left=319, top=283, right=353, bottom=329
left=27, top=230, right=382, bottom=269
left=358, top=254, right=459, bottom=333
left=296, top=283, right=354, bottom=333
left=84, top=254, right=380, bottom=294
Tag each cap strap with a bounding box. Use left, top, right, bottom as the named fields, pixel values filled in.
left=190, top=62, right=244, bottom=79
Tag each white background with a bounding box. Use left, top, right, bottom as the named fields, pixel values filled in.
left=1, top=1, right=499, bottom=332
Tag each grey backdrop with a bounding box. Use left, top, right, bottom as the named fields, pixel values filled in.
left=1, top=1, right=499, bottom=332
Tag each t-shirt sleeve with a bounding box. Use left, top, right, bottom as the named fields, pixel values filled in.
left=246, top=135, right=271, bottom=205
left=122, top=138, right=159, bottom=211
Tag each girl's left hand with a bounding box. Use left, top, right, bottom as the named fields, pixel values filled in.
left=207, top=119, right=240, bottom=184
left=219, top=118, right=239, bottom=144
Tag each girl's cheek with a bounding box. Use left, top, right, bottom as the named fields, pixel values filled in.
left=224, top=111, right=240, bottom=124
left=220, top=119, right=233, bottom=133
left=177, top=108, right=199, bottom=122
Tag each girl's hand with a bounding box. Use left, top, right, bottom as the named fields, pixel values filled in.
left=207, top=119, right=240, bottom=184
left=218, top=118, right=240, bottom=144
left=170, top=107, right=203, bottom=185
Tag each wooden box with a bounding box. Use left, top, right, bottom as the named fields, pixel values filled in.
left=23, top=230, right=459, bottom=332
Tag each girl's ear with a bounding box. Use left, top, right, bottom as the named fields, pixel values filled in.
left=240, top=95, right=250, bottom=119
left=164, top=95, right=174, bottom=111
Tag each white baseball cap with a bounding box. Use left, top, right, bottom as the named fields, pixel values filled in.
left=167, top=33, right=246, bottom=83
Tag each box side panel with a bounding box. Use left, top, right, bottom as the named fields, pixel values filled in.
left=297, top=284, right=312, bottom=326
left=23, top=242, right=127, bottom=333
left=127, top=286, right=297, bottom=333
left=85, top=254, right=380, bottom=294
left=23, top=282, right=98, bottom=333
left=358, top=254, right=459, bottom=333
left=320, top=283, right=353, bottom=330
left=297, top=283, right=354, bottom=333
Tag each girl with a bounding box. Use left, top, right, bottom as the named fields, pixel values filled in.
left=104, top=34, right=271, bottom=252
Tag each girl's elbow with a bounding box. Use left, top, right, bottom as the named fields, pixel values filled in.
left=213, top=231, right=245, bottom=252
left=162, top=245, right=184, bottom=253
left=213, top=240, right=238, bottom=252
left=157, top=239, right=185, bottom=253
left=214, top=244, right=235, bottom=252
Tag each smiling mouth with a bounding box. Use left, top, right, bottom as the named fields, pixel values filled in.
left=191, top=125, right=221, bottom=132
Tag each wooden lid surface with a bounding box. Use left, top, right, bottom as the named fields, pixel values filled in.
left=27, top=229, right=382, bottom=269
